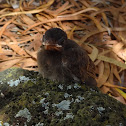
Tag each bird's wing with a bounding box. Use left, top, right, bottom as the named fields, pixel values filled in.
left=62, top=47, right=96, bottom=82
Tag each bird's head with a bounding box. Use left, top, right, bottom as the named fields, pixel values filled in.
left=41, top=28, right=67, bottom=51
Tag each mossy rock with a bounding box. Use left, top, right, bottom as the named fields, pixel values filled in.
left=0, top=67, right=126, bottom=126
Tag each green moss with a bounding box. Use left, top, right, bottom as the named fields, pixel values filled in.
left=0, top=68, right=126, bottom=125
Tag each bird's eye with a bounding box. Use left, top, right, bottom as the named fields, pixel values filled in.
left=58, top=37, right=64, bottom=45
left=42, top=34, right=45, bottom=42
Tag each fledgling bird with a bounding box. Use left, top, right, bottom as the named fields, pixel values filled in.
left=37, top=28, right=97, bottom=86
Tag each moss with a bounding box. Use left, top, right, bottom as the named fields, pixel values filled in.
left=0, top=68, right=126, bottom=125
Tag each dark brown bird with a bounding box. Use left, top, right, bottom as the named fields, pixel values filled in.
left=37, top=28, right=97, bottom=86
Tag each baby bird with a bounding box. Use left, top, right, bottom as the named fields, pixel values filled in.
left=37, top=28, right=97, bottom=86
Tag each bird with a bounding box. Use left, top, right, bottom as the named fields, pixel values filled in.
left=37, top=28, right=97, bottom=86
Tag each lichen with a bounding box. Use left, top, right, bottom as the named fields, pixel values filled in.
left=15, top=108, right=31, bottom=122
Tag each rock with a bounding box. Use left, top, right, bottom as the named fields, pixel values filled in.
left=0, top=67, right=126, bottom=126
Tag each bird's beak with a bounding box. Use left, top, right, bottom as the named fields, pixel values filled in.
left=42, top=42, right=62, bottom=51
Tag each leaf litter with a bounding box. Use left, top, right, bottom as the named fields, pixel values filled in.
left=0, top=0, right=126, bottom=104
